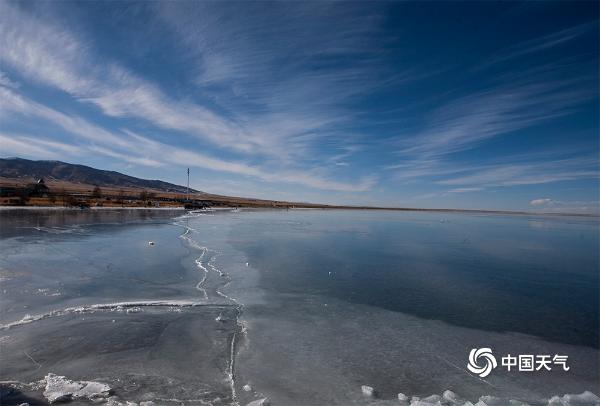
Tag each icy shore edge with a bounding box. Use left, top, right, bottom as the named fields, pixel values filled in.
left=2, top=374, right=598, bottom=406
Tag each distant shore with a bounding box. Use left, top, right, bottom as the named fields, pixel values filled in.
left=2, top=174, right=597, bottom=218
left=1, top=204, right=597, bottom=218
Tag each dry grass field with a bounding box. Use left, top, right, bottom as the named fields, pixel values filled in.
left=0, top=176, right=328, bottom=209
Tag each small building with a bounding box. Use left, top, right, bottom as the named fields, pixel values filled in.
left=28, top=178, right=50, bottom=197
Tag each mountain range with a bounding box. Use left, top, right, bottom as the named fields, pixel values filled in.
left=0, top=158, right=198, bottom=193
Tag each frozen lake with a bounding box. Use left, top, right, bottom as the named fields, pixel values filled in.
left=0, top=209, right=598, bottom=405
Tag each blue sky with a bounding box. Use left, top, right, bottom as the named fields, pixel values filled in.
left=0, top=1, right=598, bottom=212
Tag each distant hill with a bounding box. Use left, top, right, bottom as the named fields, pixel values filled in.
left=0, top=158, right=200, bottom=193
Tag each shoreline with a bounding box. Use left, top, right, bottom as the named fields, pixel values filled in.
left=1, top=204, right=597, bottom=218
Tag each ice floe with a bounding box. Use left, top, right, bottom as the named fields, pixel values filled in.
left=43, top=373, right=111, bottom=403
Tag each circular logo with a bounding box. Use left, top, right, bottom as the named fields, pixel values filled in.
left=467, top=348, right=497, bottom=378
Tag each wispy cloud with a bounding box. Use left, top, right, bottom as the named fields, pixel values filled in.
left=448, top=187, right=483, bottom=194
left=0, top=86, right=129, bottom=148
left=386, top=19, right=597, bottom=196
left=0, top=80, right=375, bottom=192
left=0, top=1, right=404, bottom=163
left=0, top=2, right=379, bottom=193
left=126, top=132, right=377, bottom=192
left=477, top=21, right=597, bottom=70
left=437, top=156, right=598, bottom=188
left=154, top=2, right=421, bottom=161
left=395, top=78, right=595, bottom=160
left=2, top=103, right=375, bottom=193
left=388, top=49, right=597, bottom=192
left=0, top=2, right=263, bottom=154
left=0, top=2, right=596, bottom=206
left=0, top=132, right=84, bottom=160
left=0, top=70, right=18, bottom=89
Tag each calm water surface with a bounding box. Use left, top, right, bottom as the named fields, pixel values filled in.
left=227, top=210, right=599, bottom=347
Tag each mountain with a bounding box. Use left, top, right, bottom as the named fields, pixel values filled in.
left=0, top=158, right=199, bottom=193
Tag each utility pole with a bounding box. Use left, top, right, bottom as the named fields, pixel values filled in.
left=186, top=168, right=190, bottom=201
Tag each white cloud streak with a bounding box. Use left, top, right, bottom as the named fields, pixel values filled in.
left=0, top=2, right=377, bottom=193
left=395, top=79, right=595, bottom=160
left=126, top=132, right=376, bottom=192
left=0, top=132, right=83, bottom=160
left=0, top=2, right=265, bottom=154
left=437, top=156, right=598, bottom=188
left=477, top=21, right=597, bottom=70
left=387, top=20, right=597, bottom=193
left=0, top=83, right=374, bottom=191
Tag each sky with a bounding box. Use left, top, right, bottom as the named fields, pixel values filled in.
left=0, top=1, right=598, bottom=212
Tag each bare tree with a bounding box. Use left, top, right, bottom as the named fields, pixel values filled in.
left=92, top=186, right=102, bottom=199
left=58, top=188, right=67, bottom=207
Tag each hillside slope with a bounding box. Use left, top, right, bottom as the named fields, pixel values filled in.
left=0, top=158, right=199, bottom=193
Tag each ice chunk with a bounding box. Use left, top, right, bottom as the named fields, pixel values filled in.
left=422, top=394, right=442, bottom=404
left=443, top=390, right=469, bottom=406
left=398, top=393, right=410, bottom=406
left=107, top=397, right=139, bottom=406
left=548, top=392, right=600, bottom=406
left=443, top=391, right=457, bottom=403
left=412, top=395, right=443, bottom=406
left=43, top=373, right=111, bottom=403
left=243, top=384, right=253, bottom=392
left=475, top=396, right=525, bottom=406
left=105, top=397, right=138, bottom=406
left=362, top=385, right=375, bottom=397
